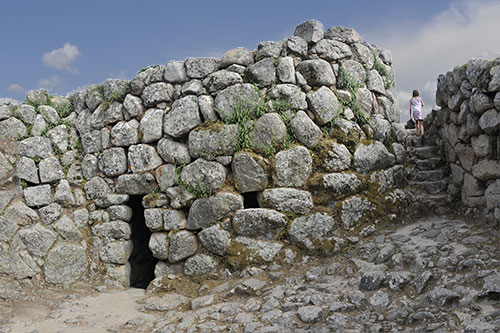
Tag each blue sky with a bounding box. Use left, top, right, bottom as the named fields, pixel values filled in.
left=2, top=0, right=500, bottom=121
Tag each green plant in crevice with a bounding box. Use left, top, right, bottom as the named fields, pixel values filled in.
left=173, top=163, right=213, bottom=198
left=371, top=51, right=394, bottom=90
left=20, top=179, right=28, bottom=190
left=336, top=65, right=369, bottom=125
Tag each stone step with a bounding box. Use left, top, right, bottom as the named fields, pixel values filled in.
left=414, top=170, right=448, bottom=182
left=411, top=180, right=448, bottom=195
left=414, top=193, right=448, bottom=203
left=412, top=146, right=439, bottom=159
left=416, top=157, right=444, bottom=171
left=406, top=135, right=436, bottom=147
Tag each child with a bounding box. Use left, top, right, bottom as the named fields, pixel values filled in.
left=410, top=90, right=424, bottom=137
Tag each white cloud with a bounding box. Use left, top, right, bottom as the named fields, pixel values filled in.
left=109, top=70, right=129, bottom=80
left=37, top=75, right=62, bottom=89
left=367, top=0, right=500, bottom=121
left=7, top=83, right=26, bottom=94
left=42, top=43, right=81, bottom=73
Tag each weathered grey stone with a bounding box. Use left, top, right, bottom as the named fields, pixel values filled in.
left=70, top=91, right=87, bottom=114
left=325, top=142, right=352, bottom=172
left=360, top=271, right=385, bottom=291
left=427, top=287, right=460, bottom=306
left=85, top=85, right=103, bottom=111
left=123, top=94, right=145, bottom=119
left=233, top=208, right=286, bottom=240
left=455, top=143, right=475, bottom=171
left=128, top=144, right=162, bottom=172
left=47, top=125, right=68, bottom=153
left=103, top=79, right=130, bottom=101
left=294, top=20, right=324, bottom=43
left=310, top=39, right=352, bottom=61
left=130, top=66, right=165, bottom=95
left=149, top=232, right=169, bottom=260
left=232, top=152, right=268, bottom=193
left=82, top=154, right=98, bottom=180
left=187, top=192, right=243, bottom=230
left=351, top=43, right=374, bottom=68
left=307, top=86, right=340, bottom=125
left=94, top=194, right=129, bottom=208
left=0, top=216, right=18, bottom=242
left=44, top=245, right=88, bottom=285
left=24, top=184, right=52, bottom=207
left=142, top=82, right=173, bottom=107
left=0, top=117, right=27, bottom=140
left=470, top=93, right=494, bottom=115
left=368, top=115, right=391, bottom=142
left=163, top=96, right=201, bottom=138
left=38, top=203, right=61, bottom=225
left=367, top=69, right=385, bottom=95
left=323, top=173, right=362, bottom=198
left=269, top=84, right=307, bottom=110
left=164, top=61, right=187, bottom=83
left=392, top=143, right=407, bottom=164
left=15, top=104, right=36, bottom=124
left=17, top=157, right=39, bottom=184
left=274, top=146, right=312, bottom=187
left=286, top=36, right=308, bottom=57
left=139, top=108, right=164, bottom=143
left=74, top=109, right=92, bottom=135
left=339, top=59, right=366, bottom=88
left=0, top=105, right=12, bottom=120
left=53, top=215, right=82, bottom=240
left=258, top=188, right=313, bottom=215
left=203, top=70, right=243, bottom=93
left=214, top=83, right=262, bottom=121
left=197, top=95, right=217, bottom=122
left=472, top=159, right=500, bottom=181
left=256, top=40, right=284, bottom=59
left=220, top=47, right=254, bottom=68
left=168, top=230, right=198, bottom=263
left=341, top=196, right=374, bottom=228
left=276, top=57, right=296, bottom=84
left=99, top=240, right=133, bottom=265
left=92, top=221, right=131, bottom=239
left=180, top=158, right=226, bottom=195
left=354, top=141, right=395, bottom=173
left=462, top=173, right=485, bottom=207
left=184, top=254, right=218, bottom=276
left=478, top=109, right=499, bottom=135
left=54, top=180, right=75, bottom=207
left=296, top=60, right=336, bottom=87
left=72, top=208, right=89, bottom=228
left=290, top=111, right=322, bottom=148
left=81, top=130, right=102, bottom=154
left=155, top=164, right=176, bottom=192
left=108, top=205, right=132, bottom=222
left=191, top=294, right=215, bottom=310
left=297, top=305, right=323, bottom=323
left=245, top=58, right=276, bottom=87
left=165, top=186, right=196, bottom=209
left=188, top=124, right=238, bottom=159
left=98, top=148, right=127, bottom=177
left=471, top=134, right=493, bottom=158
left=181, top=79, right=204, bottom=95
left=163, top=209, right=186, bottom=231
left=369, top=165, right=405, bottom=193
left=144, top=209, right=164, bottom=231
left=19, top=136, right=53, bottom=159
left=198, top=225, right=231, bottom=256
left=184, top=57, right=220, bottom=79
left=84, top=176, right=111, bottom=200
left=104, top=102, right=124, bottom=125
left=37, top=106, right=59, bottom=127
left=324, top=26, right=362, bottom=44
left=485, top=181, right=500, bottom=210
left=249, top=113, right=287, bottom=154
left=157, top=138, right=191, bottom=165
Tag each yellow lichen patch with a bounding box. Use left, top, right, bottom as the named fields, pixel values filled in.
left=193, top=120, right=224, bottom=133
left=226, top=241, right=266, bottom=270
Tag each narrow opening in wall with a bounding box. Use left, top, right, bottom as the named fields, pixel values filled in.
left=128, top=195, right=157, bottom=289
left=242, top=192, right=260, bottom=208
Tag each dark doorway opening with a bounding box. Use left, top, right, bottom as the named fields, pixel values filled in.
left=128, top=195, right=157, bottom=289
left=243, top=192, right=260, bottom=208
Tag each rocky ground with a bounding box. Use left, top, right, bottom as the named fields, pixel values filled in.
left=0, top=211, right=498, bottom=333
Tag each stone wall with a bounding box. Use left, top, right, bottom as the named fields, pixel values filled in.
left=432, top=56, right=500, bottom=221
left=0, top=20, right=409, bottom=288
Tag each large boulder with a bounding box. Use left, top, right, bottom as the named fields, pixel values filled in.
left=24, top=185, right=52, bottom=207
left=354, top=141, right=395, bottom=173
left=110, top=120, right=139, bottom=147
left=325, top=142, right=352, bottom=172
left=294, top=20, right=324, bottom=43
left=214, top=84, right=262, bottom=121
left=232, top=152, right=269, bottom=193
left=274, top=146, right=312, bottom=187
left=249, top=113, right=287, bottom=154
left=44, top=245, right=88, bottom=285
left=296, top=60, right=336, bottom=87
left=184, top=57, right=220, bottom=79
left=168, top=230, right=198, bottom=263
left=322, top=173, right=362, bottom=199
left=98, top=148, right=127, bottom=177
left=310, top=39, right=352, bottom=61
left=257, top=188, right=313, bottom=215
left=187, top=193, right=243, bottom=230
left=290, top=111, right=322, bottom=148
left=233, top=208, right=286, bottom=240
left=157, top=138, right=191, bottom=165
left=115, top=174, right=157, bottom=195
left=307, top=86, right=340, bottom=125
left=245, top=58, right=276, bottom=88
left=180, top=159, right=227, bottom=195
left=188, top=124, right=238, bottom=159
left=163, top=96, right=201, bottom=138
left=198, top=225, right=232, bottom=256
left=288, top=213, right=336, bottom=253
left=128, top=144, right=162, bottom=173
left=140, top=108, right=164, bottom=143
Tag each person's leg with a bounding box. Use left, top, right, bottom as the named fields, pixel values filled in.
left=419, top=120, right=424, bottom=137
left=416, top=120, right=421, bottom=136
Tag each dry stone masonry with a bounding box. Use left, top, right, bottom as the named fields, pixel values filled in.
left=430, top=57, right=500, bottom=222
left=0, top=20, right=410, bottom=289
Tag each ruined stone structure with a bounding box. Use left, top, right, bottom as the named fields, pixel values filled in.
left=0, top=20, right=412, bottom=289
left=428, top=57, right=500, bottom=221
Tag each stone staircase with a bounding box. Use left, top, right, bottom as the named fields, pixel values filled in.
left=405, top=129, right=450, bottom=209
